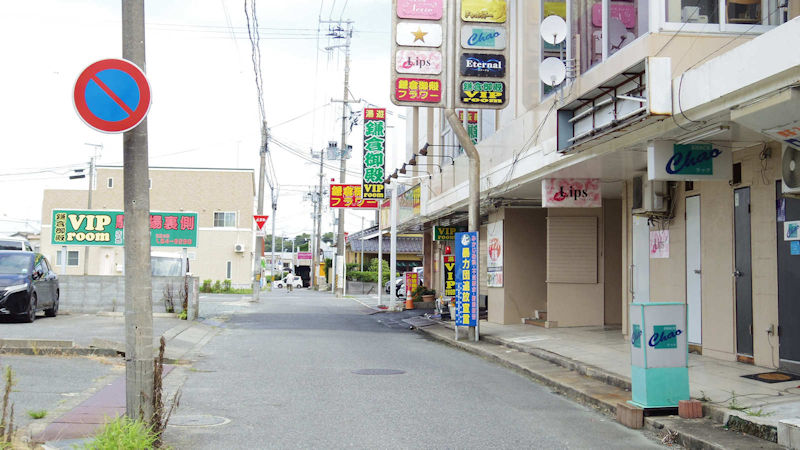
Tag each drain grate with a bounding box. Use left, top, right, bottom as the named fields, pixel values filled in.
left=352, top=369, right=406, bottom=375
left=168, top=415, right=231, bottom=428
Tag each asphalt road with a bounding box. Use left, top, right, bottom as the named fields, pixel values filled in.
left=164, top=291, right=664, bottom=449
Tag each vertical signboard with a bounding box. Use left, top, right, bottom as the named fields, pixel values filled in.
left=487, top=220, right=503, bottom=287
left=456, top=0, right=509, bottom=109
left=405, top=271, right=419, bottom=298
left=362, top=108, right=386, bottom=199
left=455, top=231, right=478, bottom=326
left=391, top=0, right=447, bottom=108
left=443, top=255, right=456, bottom=297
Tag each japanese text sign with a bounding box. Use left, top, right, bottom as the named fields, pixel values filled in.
left=362, top=108, right=386, bottom=199
left=405, top=271, right=419, bottom=299
left=51, top=210, right=197, bottom=247
left=443, top=255, right=456, bottom=297
left=454, top=231, right=478, bottom=327
left=329, top=184, right=379, bottom=209
left=395, top=77, right=443, bottom=104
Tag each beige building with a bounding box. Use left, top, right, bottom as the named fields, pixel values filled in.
left=41, top=166, right=256, bottom=287
left=391, top=3, right=800, bottom=373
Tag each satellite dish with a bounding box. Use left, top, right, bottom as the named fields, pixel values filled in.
left=540, top=15, right=567, bottom=45
left=539, top=57, right=566, bottom=86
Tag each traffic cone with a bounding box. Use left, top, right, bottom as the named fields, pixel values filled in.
left=405, top=296, right=414, bottom=310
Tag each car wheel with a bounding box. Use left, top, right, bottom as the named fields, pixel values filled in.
left=23, top=294, right=37, bottom=323
left=45, top=290, right=59, bottom=318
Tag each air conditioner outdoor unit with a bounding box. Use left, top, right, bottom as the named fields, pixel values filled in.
left=782, top=145, right=800, bottom=195
left=632, top=175, right=668, bottom=214
left=234, top=243, right=244, bottom=253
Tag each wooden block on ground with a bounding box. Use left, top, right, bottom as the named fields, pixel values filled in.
left=617, top=402, right=643, bottom=429
left=679, top=399, right=703, bottom=419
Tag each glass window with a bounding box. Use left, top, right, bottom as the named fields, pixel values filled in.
left=213, top=212, right=236, bottom=228
left=226, top=261, right=232, bottom=279
left=666, top=0, right=720, bottom=23
left=571, top=0, right=649, bottom=73
left=56, top=250, right=80, bottom=266
left=107, top=177, right=113, bottom=188
left=542, top=0, right=568, bottom=96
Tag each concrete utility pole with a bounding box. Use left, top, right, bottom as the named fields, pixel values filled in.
left=389, top=184, right=398, bottom=311
left=82, top=152, right=96, bottom=275
left=322, top=19, right=353, bottom=298
left=122, top=0, right=154, bottom=423
left=271, top=188, right=277, bottom=282
left=252, top=124, right=268, bottom=302
left=312, top=148, right=324, bottom=290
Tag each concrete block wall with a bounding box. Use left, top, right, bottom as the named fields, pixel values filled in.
left=59, top=275, right=199, bottom=316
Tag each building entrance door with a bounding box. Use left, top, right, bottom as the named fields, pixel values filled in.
left=734, top=187, right=753, bottom=358
left=631, top=216, right=650, bottom=302
left=686, top=196, right=702, bottom=346
left=776, top=182, right=800, bottom=374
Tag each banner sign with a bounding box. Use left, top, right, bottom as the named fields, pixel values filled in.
left=397, top=0, right=443, bottom=19
left=405, top=271, right=419, bottom=298
left=461, top=0, right=507, bottom=22
left=765, top=120, right=800, bottom=150
left=460, top=53, right=506, bottom=77
left=460, top=25, right=507, bottom=50
left=443, top=255, right=456, bottom=297
left=297, top=252, right=312, bottom=260
left=455, top=231, right=479, bottom=327
left=329, top=184, right=379, bottom=208
left=648, top=141, right=732, bottom=181
left=460, top=81, right=505, bottom=105
left=395, top=77, right=443, bottom=104
left=487, top=220, right=503, bottom=287
left=542, top=178, right=602, bottom=208
left=649, top=230, right=670, bottom=258
left=434, top=225, right=466, bottom=241
left=396, top=49, right=443, bottom=75
left=362, top=108, right=386, bottom=199
left=52, top=210, right=198, bottom=247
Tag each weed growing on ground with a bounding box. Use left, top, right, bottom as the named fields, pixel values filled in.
left=697, top=390, right=711, bottom=402
left=0, top=366, right=16, bottom=446
left=82, top=416, right=158, bottom=450
left=152, top=336, right=181, bottom=447
left=745, top=408, right=774, bottom=417
left=27, top=410, right=47, bottom=420
left=727, top=391, right=749, bottom=411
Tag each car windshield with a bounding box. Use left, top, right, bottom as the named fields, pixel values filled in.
left=0, top=253, right=32, bottom=274
left=0, top=240, right=23, bottom=251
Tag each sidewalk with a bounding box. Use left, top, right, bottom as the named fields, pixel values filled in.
left=349, top=293, right=799, bottom=448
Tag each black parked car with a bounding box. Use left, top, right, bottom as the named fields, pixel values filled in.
left=0, top=251, right=59, bottom=322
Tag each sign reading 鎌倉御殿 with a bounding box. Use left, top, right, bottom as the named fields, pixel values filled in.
left=455, top=231, right=479, bottom=327
left=434, top=226, right=466, bottom=241
left=647, top=141, right=733, bottom=181
left=362, top=108, right=387, bottom=199
left=51, top=210, right=198, bottom=247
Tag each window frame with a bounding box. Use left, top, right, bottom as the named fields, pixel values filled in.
left=213, top=211, right=237, bottom=228
left=658, top=0, right=777, bottom=34
left=56, top=250, right=80, bottom=267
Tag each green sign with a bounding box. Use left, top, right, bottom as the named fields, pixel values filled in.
left=51, top=210, right=198, bottom=248
left=667, top=143, right=718, bottom=176
left=362, top=108, right=386, bottom=199
left=434, top=226, right=466, bottom=241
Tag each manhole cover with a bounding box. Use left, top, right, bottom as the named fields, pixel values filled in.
left=352, top=369, right=406, bottom=375
left=168, top=414, right=230, bottom=428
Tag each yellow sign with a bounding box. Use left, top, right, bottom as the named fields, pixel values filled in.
left=461, top=0, right=507, bottom=23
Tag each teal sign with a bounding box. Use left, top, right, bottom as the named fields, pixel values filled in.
left=649, top=325, right=681, bottom=349
left=52, top=209, right=198, bottom=248
left=666, top=144, right=721, bottom=176
left=631, top=324, right=642, bottom=348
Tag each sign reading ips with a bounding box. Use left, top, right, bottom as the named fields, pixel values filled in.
left=362, top=108, right=386, bottom=199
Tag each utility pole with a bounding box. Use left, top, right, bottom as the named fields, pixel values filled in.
left=360, top=216, right=364, bottom=272
left=322, top=19, right=353, bottom=298
left=311, top=147, right=325, bottom=290
left=271, top=188, right=278, bottom=283
left=252, top=123, right=267, bottom=302
left=82, top=142, right=102, bottom=276
left=122, top=0, right=153, bottom=423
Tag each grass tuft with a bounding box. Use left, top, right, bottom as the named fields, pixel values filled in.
left=27, top=409, right=47, bottom=420
left=82, top=416, right=158, bottom=450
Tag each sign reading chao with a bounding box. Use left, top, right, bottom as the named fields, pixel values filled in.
left=648, top=141, right=733, bottom=181
left=51, top=210, right=198, bottom=247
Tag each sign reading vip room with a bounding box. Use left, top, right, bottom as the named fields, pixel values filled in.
left=52, top=210, right=198, bottom=247
left=391, top=0, right=446, bottom=108
left=434, top=225, right=466, bottom=241
left=455, top=231, right=479, bottom=327
left=362, top=108, right=386, bottom=199
left=648, top=141, right=733, bottom=181
left=456, top=0, right=508, bottom=109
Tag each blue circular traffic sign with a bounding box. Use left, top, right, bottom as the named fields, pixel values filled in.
left=73, top=59, right=151, bottom=133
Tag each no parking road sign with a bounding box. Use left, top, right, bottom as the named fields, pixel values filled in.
left=73, top=59, right=151, bottom=133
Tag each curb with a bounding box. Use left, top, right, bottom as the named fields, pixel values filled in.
left=414, top=324, right=784, bottom=450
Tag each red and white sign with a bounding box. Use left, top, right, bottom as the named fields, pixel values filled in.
left=395, top=50, right=443, bottom=75
left=297, top=252, right=312, bottom=260
left=253, top=215, right=269, bottom=230
left=73, top=59, right=151, bottom=133
left=329, top=184, right=379, bottom=208
left=542, top=178, right=601, bottom=208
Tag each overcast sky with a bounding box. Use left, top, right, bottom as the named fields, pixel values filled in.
left=0, top=0, right=404, bottom=238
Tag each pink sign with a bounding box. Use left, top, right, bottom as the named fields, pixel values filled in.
left=395, top=77, right=442, bottom=103
left=542, top=178, right=601, bottom=208
left=397, top=0, right=443, bottom=20
left=297, top=252, right=312, bottom=260
left=592, top=3, right=637, bottom=28
left=395, top=50, right=442, bottom=75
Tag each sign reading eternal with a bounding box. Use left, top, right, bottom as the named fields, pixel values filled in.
left=460, top=53, right=506, bottom=77
left=362, top=108, right=386, bottom=199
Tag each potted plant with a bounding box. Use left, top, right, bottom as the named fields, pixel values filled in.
left=411, top=284, right=426, bottom=303
left=421, top=287, right=436, bottom=303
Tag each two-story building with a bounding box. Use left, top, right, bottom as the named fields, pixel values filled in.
left=40, top=166, right=256, bottom=287
left=392, top=1, right=800, bottom=373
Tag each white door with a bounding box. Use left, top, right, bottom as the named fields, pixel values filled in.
left=632, top=216, right=650, bottom=302
left=686, top=196, right=702, bottom=345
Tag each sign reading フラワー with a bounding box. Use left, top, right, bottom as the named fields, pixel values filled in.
left=362, top=108, right=387, bottom=199
left=329, top=184, right=379, bottom=208
left=455, top=231, right=479, bottom=327
left=51, top=210, right=198, bottom=247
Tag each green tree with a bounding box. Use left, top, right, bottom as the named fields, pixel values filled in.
left=322, top=232, right=335, bottom=245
